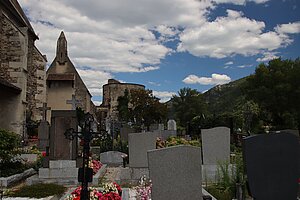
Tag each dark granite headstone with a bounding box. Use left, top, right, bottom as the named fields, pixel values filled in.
left=49, top=110, right=78, bottom=160
left=243, top=133, right=300, bottom=200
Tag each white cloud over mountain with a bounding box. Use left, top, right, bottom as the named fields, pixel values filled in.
left=153, top=91, right=177, bottom=103
left=183, top=74, right=231, bottom=85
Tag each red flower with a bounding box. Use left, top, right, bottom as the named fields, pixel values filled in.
left=113, top=182, right=122, bottom=195
left=100, top=192, right=121, bottom=200
left=41, top=151, right=47, bottom=157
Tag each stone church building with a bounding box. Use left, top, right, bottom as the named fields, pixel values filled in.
left=46, top=31, right=95, bottom=120
left=0, top=0, right=47, bottom=136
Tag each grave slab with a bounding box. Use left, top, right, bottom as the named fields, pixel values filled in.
left=148, top=145, right=202, bottom=200
left=128, top=132, right=156, bottom=168
left=201, top=127, right=230, bottom=165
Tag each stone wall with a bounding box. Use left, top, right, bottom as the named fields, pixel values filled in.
left=102, top=80, right=145, bottom=119
left=0, top=13, right=28, bottom=135
left=27, top=45, right=47, bottom=121
left=0, top=6, right=46, bottom=134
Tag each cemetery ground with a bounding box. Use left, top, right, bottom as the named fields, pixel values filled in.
left=1, top=127, right=300, bottom=200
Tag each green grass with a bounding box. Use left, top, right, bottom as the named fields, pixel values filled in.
left=8, top=183, right=67, bottom=198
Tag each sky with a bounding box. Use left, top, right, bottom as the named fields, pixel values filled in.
left=18, top=0, right=300, bottom=105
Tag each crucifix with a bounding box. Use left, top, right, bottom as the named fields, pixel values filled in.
left=64, top=113, right=108, bottom=200
left=66, top=95, right=81, bottom=110
left=39, top=103, right=51, bottom=121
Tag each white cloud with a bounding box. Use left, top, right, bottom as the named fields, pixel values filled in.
left=18, top=0, right=300, bottom=86
left=225, top=61, right=234, bottom=65
left=256, top=52, right=279, bottom=62
left=177, top=10, right=290, bottom=58
left=77, top=69, right=112, bottom=96
left=153, top=91, right=177, bottom=103
left=237, top=64, right=252, bottom=68
left=213, top=0, right=269, bottom=5
left=148, top=81, right=161, bottom=86
left=275, top=21, right=300, bottom=34
left=183, top=74, right=231, bottom=85
left=92, top=101, right=102, bottom=106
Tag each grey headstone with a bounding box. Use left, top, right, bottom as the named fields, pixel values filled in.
left=38, top=121, right=50, bottom=151
left=100, top=151, right=126, bottom=166
left=129, top=132, right=156, bottom=168
left=167, top=119, right=177, bottom=130
left=201, top=127, right=230, bottom=165
left=49, top=110, right=78, bottom=160
left=148, top=145, right=202, bottom=200
left=120, top=126, right=135, bottom=142
left=149, top=124, right=159, bottom=132
left=243, top=133, right=300, bottom=200
left=160, top=130, right=177, bottom=140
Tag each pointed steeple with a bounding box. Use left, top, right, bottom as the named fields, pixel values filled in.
left=56, top=31, right=68, bottom=64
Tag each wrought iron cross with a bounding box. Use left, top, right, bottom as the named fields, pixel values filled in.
left=64, top=113, right=108, bottom=200
left=66, top=95, right=81, bottom=110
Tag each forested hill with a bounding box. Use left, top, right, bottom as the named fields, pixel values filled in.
left=202, top=77, right=248, bottom=114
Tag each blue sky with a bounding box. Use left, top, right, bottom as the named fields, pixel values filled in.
left=19, top=0, right=300, bottom=104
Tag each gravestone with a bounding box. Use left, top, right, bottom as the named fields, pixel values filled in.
left=38, top=103, right=51, bottom=151
left=167, top=119, right=177, bottom=130
left=28, top=110, right=79, bottom=185
left=128, top=132, right=156, bottom=168
left=148, top=145, right=202, bottom=200
left=243, top=133, right=300, bottom=200
left=160, top=130, right=176, bottom=140
left=38, top=121, right=50, bottom=151
left=201, top=127, right=230, bottom=165
left=280, top=129, right=299, bottom=138
left=49, top=110, right=78, bottom=160
left=120, top=125, right=135, bottom=142
left=100, top=151, right=127, bottom=166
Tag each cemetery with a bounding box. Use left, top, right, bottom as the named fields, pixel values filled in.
left=1, top=1, right=300, bottom=200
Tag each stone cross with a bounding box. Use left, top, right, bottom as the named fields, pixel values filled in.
left=39, top=103, right=51, bottom=121
left=66, top=95, right=81, bottom=110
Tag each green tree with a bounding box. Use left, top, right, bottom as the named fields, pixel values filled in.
left=172, top=87, right=207, bottom=129
left=117, top=89, right=130, bottom=121
left=117, top=89, right=167, bottom=130
left=244, top=58, right=300, bottom=131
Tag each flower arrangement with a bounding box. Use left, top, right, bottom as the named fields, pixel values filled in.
left=65, top=182, right=122, bottom=200
left=135, top=175, right=152, bottom=200
left=89, top=159, right=103, bottom=175
left=156, top=136, right=200, bottom=149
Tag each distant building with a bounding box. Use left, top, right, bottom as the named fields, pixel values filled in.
left=0, top=0, right=47, bottom=136
left=98, top=79, right=145, bottom=122
left=46, top=31, right=95, bottom=120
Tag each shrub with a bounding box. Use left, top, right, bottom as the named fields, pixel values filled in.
left=0, top=129, right=20, bottom=163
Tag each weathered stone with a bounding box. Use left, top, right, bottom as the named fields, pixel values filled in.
left=128, top=132, right=156, bottom=168
left=167, top=119, right=177, bottom=130
left=0, top=168, right=36, bottom=187
left=38, top=121, right=50, bottom=150
left=148, top=145, right=202, bottom=200
left=49, top=110, right=78, bottom=160
left=201, top=127, right=230, bottom=165
left=0, top=1, right=47, bottom=136
left=100, top=151, right=126, bottom=166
